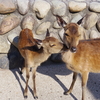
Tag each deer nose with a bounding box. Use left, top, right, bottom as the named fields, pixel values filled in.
left=70, top=47, right=77, bottom=53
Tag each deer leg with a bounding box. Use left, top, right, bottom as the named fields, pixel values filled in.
left=24, top=66, right=30, bottom=98
left=81, top=72, right=89, bottom=100
left=20, top=61, right=25, bottom=74
left=20, top=66, right=26, bottom=74
left=64, top=72, right=77, bottom=95
left=30, top=67, right=32, bottom=72
left=32, top=67, right=38, bottom=99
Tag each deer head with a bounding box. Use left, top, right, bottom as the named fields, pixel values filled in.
left=56, top=15, right=84, bottom=53
left=42, top=29, right=64, bottom=54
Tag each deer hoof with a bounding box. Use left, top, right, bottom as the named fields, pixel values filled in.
left=64, top=91, right=70, bottom=95
left=19, top=71, right=23, bottom=74
left=24, top=95, right=28, bottom=99
left=34, top=96, right=38, bottom=99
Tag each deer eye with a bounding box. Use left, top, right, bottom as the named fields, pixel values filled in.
left=50, top=44, right=55, bottom=47
left=64, top=33, right=69, bottom=36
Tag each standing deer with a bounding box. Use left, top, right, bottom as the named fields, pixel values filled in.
left=56, top=16, right=100, bottom=100
left=18, top=28, right=64, bottom=99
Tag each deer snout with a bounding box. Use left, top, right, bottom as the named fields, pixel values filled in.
left=70, top=47, right=77, bottom=53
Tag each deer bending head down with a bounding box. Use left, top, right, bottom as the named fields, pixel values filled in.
left=18, top=28, right=64, bottom=99
left=56, top=16, right=100, bottom=100
left=56, top=15, right=84, bottom=53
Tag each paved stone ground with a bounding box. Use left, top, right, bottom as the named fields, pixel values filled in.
left=0, top=61, right=100, bottom=100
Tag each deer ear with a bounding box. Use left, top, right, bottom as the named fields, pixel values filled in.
left=56, top=15, right=67, bottom=27
left=35, top=39, right=42, bottom=45
left=46, top=29, right=50, bottom=37
left=77, top=17, right=84, bottom=25
left=34, top=39, right=43, bottom=49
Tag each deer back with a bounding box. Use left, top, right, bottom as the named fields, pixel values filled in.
left=18, top=28, right=40, bottom=58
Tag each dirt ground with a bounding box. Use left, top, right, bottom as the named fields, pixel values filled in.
left=0, top=62, right=100, bottom=100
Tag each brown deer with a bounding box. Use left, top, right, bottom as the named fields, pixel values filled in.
left=56, top=16, right=100, bottom=100
left=18, top=28, right=64, bottom=99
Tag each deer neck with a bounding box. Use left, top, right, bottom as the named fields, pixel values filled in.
left=39, top=49, right=51, bottom=62
left=61, top=50, right=73, bottom=64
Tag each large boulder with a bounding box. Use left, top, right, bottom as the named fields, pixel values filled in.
left=90, top=30, right=100, bottom=39
left=8, top=33, right=19, bottom=48
left=0, top=0, right=16, bottom=14
left=21, top=14, right=35, bottom=30
left=33, top=0, right=51, bottom=19
left=51, top=0, right=66, bottom=16
left=71, top=14, right=82, bottom=23
left=89, top=2, right=100, bottom=13
left=96, top=18, right=100, bottom=32
left=82, top=12, right=98, bottom=29
left=0, top=14, right=20, bottom=35
left=36, top=22, right=51, bottom=35
left=17, top=0, right=29, bottom=15
left=0, top=36, right=10, bottom=53
left=68, top=1, right=86, bottom=12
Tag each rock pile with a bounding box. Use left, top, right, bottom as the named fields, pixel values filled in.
left=0, top=0, right=100, bottom=69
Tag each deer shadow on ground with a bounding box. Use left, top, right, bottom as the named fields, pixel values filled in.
left=87, top=73, right=100, bottom=99
left=37, top=60, right=79, bottom=100
left=7, top=44, right=34, bottom=97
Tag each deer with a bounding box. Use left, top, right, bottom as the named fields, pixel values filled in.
left=56, top=16, right=100, bottom=100
left=18, top=28, right=64, bottom=99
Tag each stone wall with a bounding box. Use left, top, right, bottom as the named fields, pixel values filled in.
left=0, top=0, right=100, bottom=69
